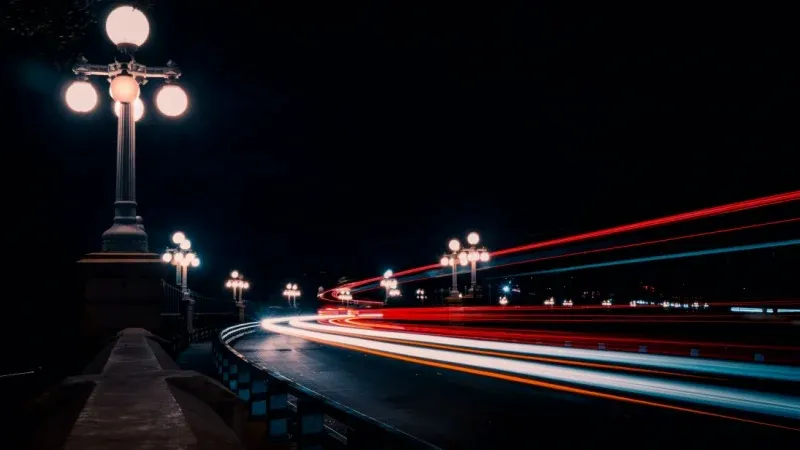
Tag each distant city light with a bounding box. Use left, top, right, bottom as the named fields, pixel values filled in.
left=502, top=285, right=511, bottom=293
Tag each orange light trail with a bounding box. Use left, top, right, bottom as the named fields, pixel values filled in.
left=296, top=332, right=800, bottom=432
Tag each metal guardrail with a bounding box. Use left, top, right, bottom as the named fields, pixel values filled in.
left=214, top=323, right=441, bottom=450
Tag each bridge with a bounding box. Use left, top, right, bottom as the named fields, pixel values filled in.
left=3, top=5, right=799, bottom=449
left=4, top=188, right=798, bottom=448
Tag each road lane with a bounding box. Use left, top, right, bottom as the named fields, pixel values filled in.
left=234, top=332, right=798, bottom=448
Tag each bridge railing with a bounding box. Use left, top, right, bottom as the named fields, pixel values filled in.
left=160, top=282, right=240, bottom=352
left=213, top=323, right=439, bottom=450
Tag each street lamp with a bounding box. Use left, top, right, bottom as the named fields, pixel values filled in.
left=226, top=271, right=249, bottom=322
left=416, top=289, right=427, bottom=304
left=499, top=296, right=509, bottom=306
left=226, top=271, right=249, bottom=303
left=65, top=5, right=189, bottom=252
left=338, top=288, right=353, bottom=306
left=160, top=231, right=200, bottom=331
left=465, top=232, right=490, bottom=291
left=379, top=270, right=400, bottom=304
left=440, top=233, right=490, bottom=296
left=160, top=231, right=200, bottom=295
left=283, top=283, right=301, bottom=308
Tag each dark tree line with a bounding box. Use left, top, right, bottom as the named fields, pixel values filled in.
left=2, top=0, right=154, bottom=67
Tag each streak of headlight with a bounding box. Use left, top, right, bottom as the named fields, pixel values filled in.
left=289, top=318, right=800, bottom=382
left=260, top=316, right=800, bottom=421
left=343, top=218, right=800, bottom=295
left=329, top=191, right=800, bottom=294
left=486, top=239, right=800, bottom=279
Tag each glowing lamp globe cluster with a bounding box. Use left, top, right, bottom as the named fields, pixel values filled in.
left=64, top=6, right=189, bottom=119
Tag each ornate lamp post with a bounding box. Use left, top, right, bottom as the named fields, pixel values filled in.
left=64, top=5, right=189, bottom=252
left=338, top=288, right=353, bottom=306
left=226, top=271, right=249, bottom=322
left=439, top=232, right=490, bottom=297
left=416, top=289, right=427, bottom=304
left=160, top=231, right=200, bottom=331
left=283, top=283, right=301, bottom=308
left=379, top=270, right=400, bottom=305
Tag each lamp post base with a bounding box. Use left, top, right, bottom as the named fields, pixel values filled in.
left=101, top=222, right=148, bottom=252
left=77, top=252, right=167, bottom=339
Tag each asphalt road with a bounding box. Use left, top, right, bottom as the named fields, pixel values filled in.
left=234, top=332, right=797, bottom=449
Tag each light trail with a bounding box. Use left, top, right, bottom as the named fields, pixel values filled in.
left=290, top=317, right=800, bottom=381
left=322, top=318, right=723, bottom=381
left=259, top=315, right=800, bottom=425
left=348, top=230, right=800, bottom=295
left=333, top=317, right=800, bottom=361
left=324, top=190, right=800, bottom=297
left=487, top=239, right=800, bottom=279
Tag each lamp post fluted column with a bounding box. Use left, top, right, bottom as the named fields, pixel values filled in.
left=102, top=98, right=144, bottom=251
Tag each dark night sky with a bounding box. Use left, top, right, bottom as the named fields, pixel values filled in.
left=1, top=2, right=797, bottom=303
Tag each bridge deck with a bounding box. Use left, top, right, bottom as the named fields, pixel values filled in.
left=234, top=332, right=795, bottom=449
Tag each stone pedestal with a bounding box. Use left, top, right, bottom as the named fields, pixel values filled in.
left=77, top=252, right=168, bottom=339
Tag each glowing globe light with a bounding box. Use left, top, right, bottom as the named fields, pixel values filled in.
left=467, top=232, right=480, bottom=245
left=110, top=75, right=140, bottom=103
left=155, top=85, right=188, bottom=117
left=440, top=256, right=450, bottom=266
left=105, top=6, right=150, bottom=47
left=161, top=253, right=172, bottom=263
left=191, top=257, right=200, bottom=267
left=172, top=231, right=186, bottom=244
left=65, top=81, right=98, bottom=113
left=286, top=283, right=292, bottom=289
left=231, top=270, right=239, bottom=278
left=179, top=239, right=191, bottom=250
left=173, top=252, right=184, bottom=263
left=448, top=239, right=461, bottom=252
left=383, top=269, right=393, bottom=278
left=480, top=252, right=490, bottom=262
left=244, top=282, right=250, bottom=289
left=114, top=98, right=145, bottom=122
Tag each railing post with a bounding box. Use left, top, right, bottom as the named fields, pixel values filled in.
left=222, top=356, right=230, bottom=384
left=228, top=363, right=239, bottom=391
left=266, top=378, right=290, bottom=442
left=237, top=365, right=251, bottom=401
left=296, top=397, right=326, bottom=449
left=185, top=297, right=195, bottom=334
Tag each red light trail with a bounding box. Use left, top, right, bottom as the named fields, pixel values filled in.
left=322, top=190, right=800, bottom=300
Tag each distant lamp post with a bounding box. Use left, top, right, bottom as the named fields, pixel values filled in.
left=226, top=271, right=249, bottom=321
left=465, top=232, right=490, bottom=292
left=498, top=296, right=509, bottom=306
left=160, top=231, right=200, bottom=294
left=440, top=233, right=489, bottom=296
left=338, top=288, right=353, bottom=306
left=65, top=5, right=188, bottom=252
left=416, top=289, right=427, bottom=304
left=379, top=270, right=400, bottom=304
left=160, top=231, right=200, bottom=331
left=283, top=283, right=301, bottom=308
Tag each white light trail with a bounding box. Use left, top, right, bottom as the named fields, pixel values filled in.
left=289, top=318, right=800, bottom=382
left=258, top=315, right=800, bottom=420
